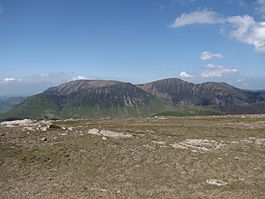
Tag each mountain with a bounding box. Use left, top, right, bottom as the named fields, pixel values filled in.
left=0, top=80, right=172, bottom=120
left=1, top=78, right=265, bottom=120
left=0, top=97, right=25, bottom=113
left=137, top=78, right=265, bottom=109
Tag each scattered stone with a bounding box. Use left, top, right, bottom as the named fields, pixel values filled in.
left=153, top=116, right=166, bottom=120
left=171, top=139, right=225, bottom=153
left=87, top=128, right=101, bottom=135
left=206, top=179, right=228, bottom=186
left=41, top=137, right=47, bottom=142
left=240, top=139, right=252, bottom=144
left=40, top=127, right=48, bottom=132
left=99, top=129, right=132, bottom=138
left=1, top=119, right=33, bottom=127
left=0, top=119, right=52, bottom=132
left=255, top=138, right=265, bottom=145
left=151, top=141, right=166, bottom=145
left=23, top=127, right=35, bottom=131
left=146, top=130, right=156, bottom=133
left=87, top=128, right=132, bottom=138
left=90, top=187, right=107, bottom=192
left=102, top=137, right=107, bottom=140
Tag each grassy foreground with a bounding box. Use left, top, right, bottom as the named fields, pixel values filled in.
left=1, top=115, right=265, bottom=198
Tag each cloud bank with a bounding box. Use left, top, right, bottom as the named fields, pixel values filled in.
left=0, top=73, right=89, bottom=96
left=171, top=9, right=265, bottom=53
left=201, top=66, right=238, bottom=78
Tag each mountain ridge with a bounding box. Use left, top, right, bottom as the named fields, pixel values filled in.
left=1, top=78, right=265, bottom=120
left=137, top=78, right=265, bottom=106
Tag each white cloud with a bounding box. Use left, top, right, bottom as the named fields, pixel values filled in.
left=201, top=71, right=222, bottom=77
left=219, top=67, right=238, bottom=73
left=226, top=15, right=265, bottom=53
left=4, top=77, right=16, bottom=82
left=0, top=77, right=21, bottom=83
left=171, top=9, right=265, bottom=53
left=206, top=63, right=218, bottom=68
left=201, top=65, right=238, bottom=78
left=179, top=71, right=193, bottom=78
left=72, top=75, right=88, bottom=81
left=170, top=10, right=224, bottom=28
left=200, top=51, right=223, bottom=60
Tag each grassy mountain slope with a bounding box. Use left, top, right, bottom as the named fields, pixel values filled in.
left=0, top=80, right=174, bottom=120
left=154, top=105, right=223, bottom=117
left=1, top=94, right=60, bottom=120
left=0, top=97, right=25, bottom=113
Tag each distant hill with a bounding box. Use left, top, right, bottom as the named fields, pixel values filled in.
left=0, top=97, right=25, bottom=114
left=1, top=78, right=265, bottom=120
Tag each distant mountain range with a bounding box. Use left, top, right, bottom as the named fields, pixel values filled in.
left=0, top=97, right=25, bottom=114
left=1, top=78, right=265, bottom=120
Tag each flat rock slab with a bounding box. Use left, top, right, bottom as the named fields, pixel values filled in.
left=87, top=128, right=132, bottom=138
left=206, top=179, right=228, bottom=186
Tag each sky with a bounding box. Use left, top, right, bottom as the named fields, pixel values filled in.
left=0, top=0, right=265, bottom=96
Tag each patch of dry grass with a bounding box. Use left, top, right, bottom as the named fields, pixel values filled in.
left=1, top=115, right=265, bottom=198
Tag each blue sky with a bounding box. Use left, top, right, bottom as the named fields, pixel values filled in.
left=0, top=0, right=265, bottom=96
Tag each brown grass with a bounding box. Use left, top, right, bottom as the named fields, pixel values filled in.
left=1, top=115, right=265, bottom=198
